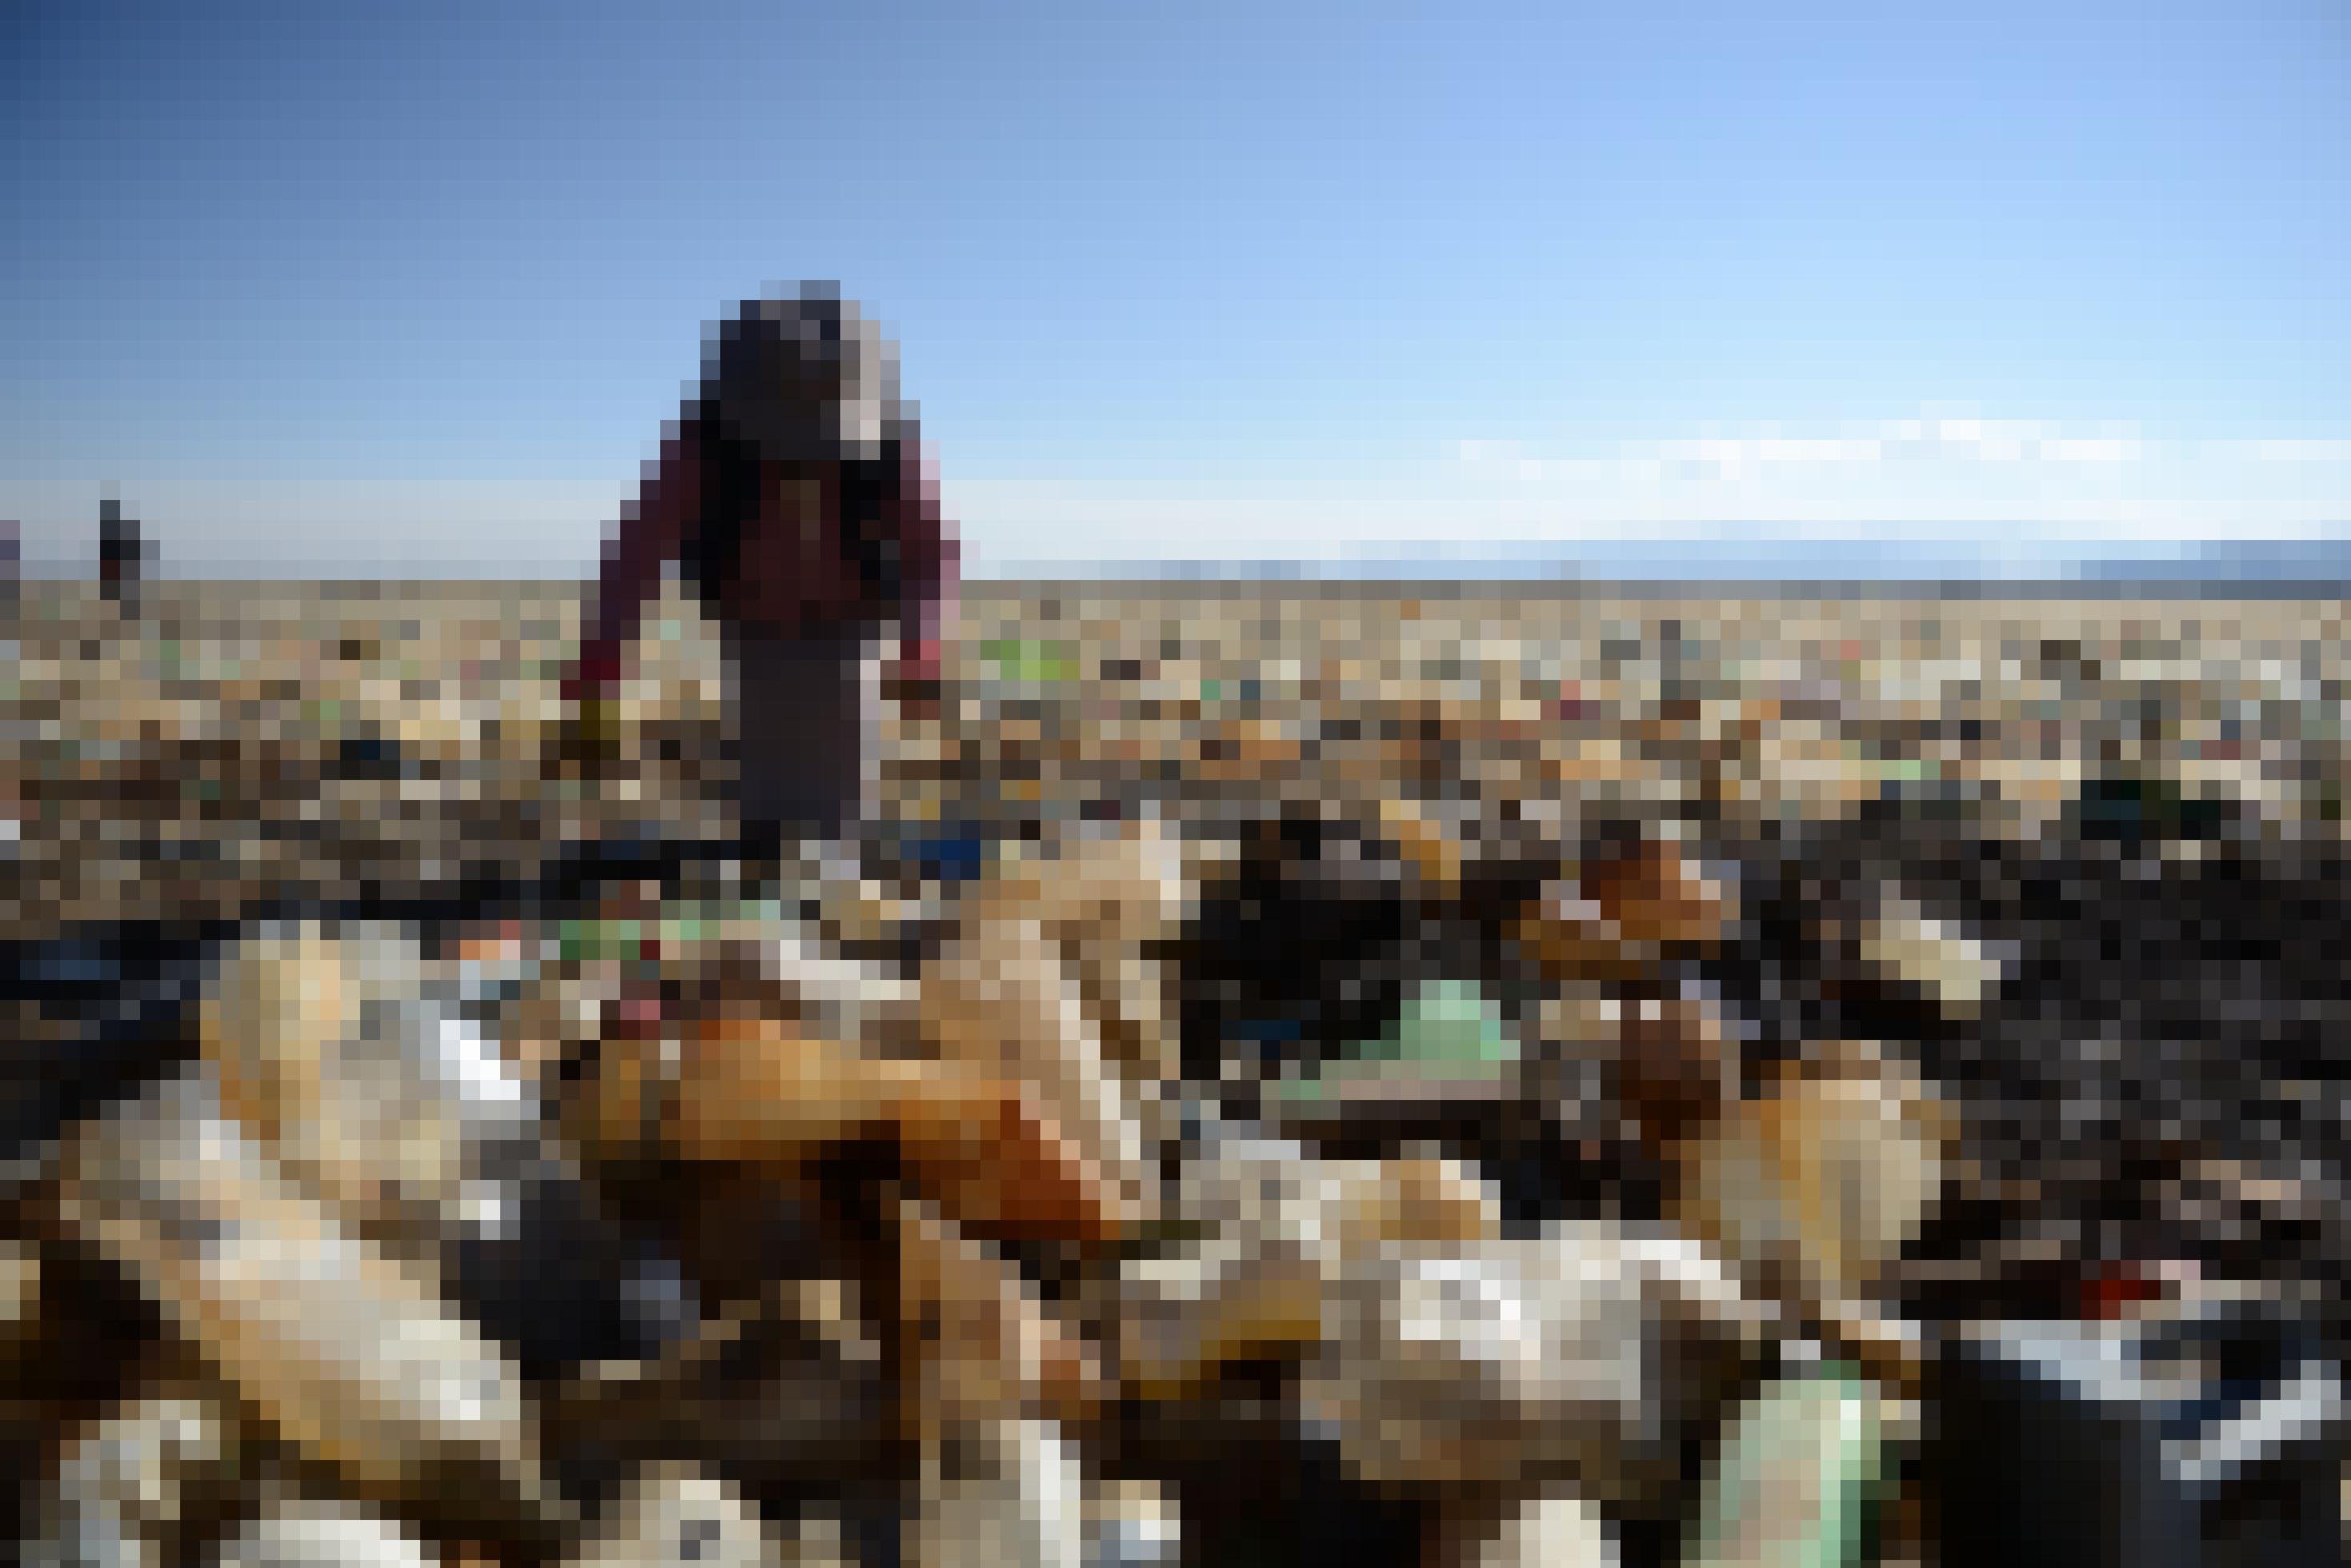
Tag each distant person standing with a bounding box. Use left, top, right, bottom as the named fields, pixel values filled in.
left=98, top=498, right=146, bottom=612
left=560, top=286, right=957, bottom=868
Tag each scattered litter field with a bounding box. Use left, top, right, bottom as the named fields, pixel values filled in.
left=6, top=578, right=2348, bottom=1568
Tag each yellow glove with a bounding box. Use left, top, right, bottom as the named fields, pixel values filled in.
left=578, top=694, right=622, bottom=762
left=547, top=694, right=623, bottom=778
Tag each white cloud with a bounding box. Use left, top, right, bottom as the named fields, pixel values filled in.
left=949, top=412, right=2351, bottom=564
left=2037, top=437, right=2144, bottom=464
left=1452, top=416, right=2165, bottom=480
left=2245, top=439, right=2351, bottom=463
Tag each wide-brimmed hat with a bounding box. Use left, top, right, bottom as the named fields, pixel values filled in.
left=702, top=285, right=909, bottom=464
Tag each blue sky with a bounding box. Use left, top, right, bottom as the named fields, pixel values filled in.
left=4, top=0, right=2346, bottom=574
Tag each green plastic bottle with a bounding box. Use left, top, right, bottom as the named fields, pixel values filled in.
left=1684, top=1359, right=1884, bottom=1568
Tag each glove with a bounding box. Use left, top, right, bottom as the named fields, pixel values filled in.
left=579, top=694, right=623, bottom=762
left=550, top=646, right=627, bottom=777
left=545, top=694, right=623, bottom=779
left=884, top=640, right=945, bottom=720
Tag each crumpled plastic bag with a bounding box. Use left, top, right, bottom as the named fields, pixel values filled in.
left=1671, top=1039, right=1950, bottom=1318
left=1300, top=1228, right=1659, bottom=1498
left=1119, top=1138, right=1501, bottom=1398
left=210, top=1500, right=436, bottom=1568
left=24, top=1390, right=242, bottom=1568
left=567, top=1463, right=791, bottom=1568
left=1124, top=1138, right=1765, bottom=1505
left=202, top=924, right=543, bottom=1257
left=1472, top=1493, right=1620, bottom=1568
left=911, top=1418, right=1085, bottom=1568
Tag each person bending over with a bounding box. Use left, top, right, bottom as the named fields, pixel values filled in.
left=561, top=286, right=956, bottom=874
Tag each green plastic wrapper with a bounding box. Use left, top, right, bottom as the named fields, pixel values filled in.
left=1273, top=978, right=1521, bottom=1105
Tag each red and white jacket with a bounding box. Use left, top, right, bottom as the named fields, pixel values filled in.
left=565, top=420, right=957, bottom=703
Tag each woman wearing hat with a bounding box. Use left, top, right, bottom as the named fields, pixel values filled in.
left=561, top=286, right=957, bottom=865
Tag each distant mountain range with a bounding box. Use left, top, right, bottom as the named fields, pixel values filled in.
left=2071, top=538, right=2351, bottom=582
left=996, top=533, right=2351, bottom=590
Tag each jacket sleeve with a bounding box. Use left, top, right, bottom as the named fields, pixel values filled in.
left=891, top=438, right=958, bottom=684
left=566, top=425, right=703, bottom=703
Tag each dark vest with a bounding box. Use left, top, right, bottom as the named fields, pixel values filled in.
left=684, top=415, right=907, bottom=630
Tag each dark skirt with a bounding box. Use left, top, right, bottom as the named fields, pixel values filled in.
left=728, top=627, right=878, bottom=844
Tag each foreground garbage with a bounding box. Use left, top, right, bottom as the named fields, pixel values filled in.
left=13, top=587, right=2351, bottom=1566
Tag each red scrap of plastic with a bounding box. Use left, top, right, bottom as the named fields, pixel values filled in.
left=2081, top=1266, right=2161, bottom=1320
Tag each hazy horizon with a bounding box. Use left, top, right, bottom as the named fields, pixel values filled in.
left=18, top=528, right=2351, bottom=590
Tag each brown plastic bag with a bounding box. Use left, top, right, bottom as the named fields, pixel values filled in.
left=563, top=1013, right=1119, bottom=1248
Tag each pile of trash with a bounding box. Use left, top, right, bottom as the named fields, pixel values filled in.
left=9, top=776, right=2349, bottom=1567
left=0, top=805, right=1834, bottom=1566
